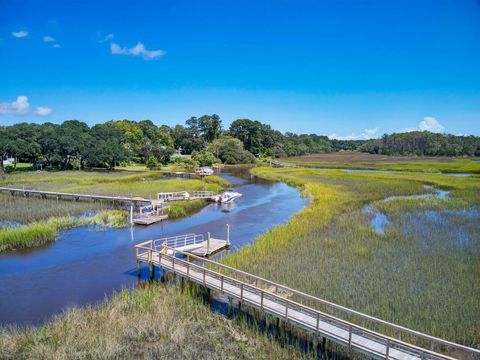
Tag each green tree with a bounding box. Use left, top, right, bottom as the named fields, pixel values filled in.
left=192, top=150, right=218, bottom=166
left=207, top=136, right=256, bottom=164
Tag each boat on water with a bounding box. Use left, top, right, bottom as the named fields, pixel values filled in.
left=195, top=167, right=214, bottom=176
left=217, top=191, right=242, bottom=203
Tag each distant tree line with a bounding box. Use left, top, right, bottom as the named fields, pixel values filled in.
left=1, top=116, right=478, bottom=175
left=359, top=131, right=480, bottom=156
left=0, top=116, right=362, bottom=174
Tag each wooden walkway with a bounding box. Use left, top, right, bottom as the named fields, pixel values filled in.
left=163, top=172, right=199, bottom=179
left=157, top=190, right=221, bottom=202
left=135, top=244, right=480, bottom=360
left=0, top=186, right=151, bottom=205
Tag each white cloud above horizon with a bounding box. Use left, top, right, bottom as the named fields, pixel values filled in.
left=0, top=96, right=53, bottom=117
left=12, top=30, right=28, bottom=38
left=110, top=42, right=165, bottom=60
left=329, top=127, right=380, bottom=140
left=404, top=116, right=445, bottom=133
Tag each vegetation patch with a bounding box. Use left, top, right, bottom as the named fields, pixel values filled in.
left=0, top=211, right=129, bottom=252
left=0, top=283, right=305, bottom=360
left=223, top=166, right=480, bottom=348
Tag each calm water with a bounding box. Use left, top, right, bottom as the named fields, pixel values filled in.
left=0, top=169, right=307, bottom=326
left=364, top=185, right=451, bottom=234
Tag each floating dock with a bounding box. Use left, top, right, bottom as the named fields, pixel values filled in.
left=132, top=200, right=169, bottom=226
left=136, top=225, right=231, bottom=258
left=133, top=215, right=169, bottom=225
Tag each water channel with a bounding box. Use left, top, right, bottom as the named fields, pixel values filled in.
left=0, top=168, right=307, bottom=326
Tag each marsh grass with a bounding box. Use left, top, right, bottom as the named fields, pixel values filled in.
left=223, top=167, right=480, bottom=348
left=0, top=170, right=230, bottom=252
left=281, top=153, right=480, bottom=174
left=166, top=199, right=207, bottom=218
left=0, top=170, right=228, bottom=199
left=0, top=283, right=305, bottom=360
left=0, top=210, right=129, bottom=252
left=0, top=193, right=107, bottom=224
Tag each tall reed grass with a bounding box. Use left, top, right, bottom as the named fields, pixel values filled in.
left=223, top=167, right=480, bottom=348
left=0, top=283, right=305, bottom=360
left=0, top=211, right=129, bottom=252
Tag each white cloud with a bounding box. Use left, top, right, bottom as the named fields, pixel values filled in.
left=43, top=35, right=56, bottom=42
left=0, top=96, right=53, bottom=117
left=99, top=33, right=114, bottom=43
left=53, top=44, right=61, bottom=48
left=329, top=127, right=380, bottom=140
left=12, top=30, right=28, bottom=38
left=0, top=96, right=30, bottom=115
left=111, top=42, right=165, bottom=60
left=418, top=116, right=445, bottom=133
left=34, top=107, right=53, bottom=116
left=403, top=117, right=445, bottom=133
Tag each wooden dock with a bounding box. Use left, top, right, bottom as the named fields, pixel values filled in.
left=188, top=237, right=228, bottom=256
left=162, top=172, right=199, bottom=179
left=133, top=215, right=169, bottom=225
left=141, top=228, right=230, bottom=257
left=135, top=243, right=480, bottom=360
left=157, top=190, right=220, bottom=202
left=0, top=186, right=151, bottom=205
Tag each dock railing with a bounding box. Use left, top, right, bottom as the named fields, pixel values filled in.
left=141, top=234, right=205, bottom=251
left=192, top=190, right=218, bottom=198
left=134, top=243, right=480, bottom=360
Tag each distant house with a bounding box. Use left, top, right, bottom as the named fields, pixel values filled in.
left=2, top=157, right=14, bottom=166
left=170, top=147, right=191, bottom=160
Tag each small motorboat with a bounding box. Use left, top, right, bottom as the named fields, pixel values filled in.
left=217, top=191, right=242, bottom=203
left=195, top=167, right=214, bottom=176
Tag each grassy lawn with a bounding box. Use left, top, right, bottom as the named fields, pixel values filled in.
left=223, top=167, right=480, bottom=350
left=280, top=152, right=480, bottom=174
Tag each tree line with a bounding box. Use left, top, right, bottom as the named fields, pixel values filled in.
left=1, top=116, right=478, bottom=174
left=359, top=131, right=480, bottom=156
left=0, top=116, right=362, bottom=173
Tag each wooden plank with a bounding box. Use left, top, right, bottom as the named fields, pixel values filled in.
left=188, top=238, right=228, bottom=256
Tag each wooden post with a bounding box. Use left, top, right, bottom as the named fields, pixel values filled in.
left=137, top=261, right=141, bottom=278
left=130, top=205, right=133, bottom=226
left=321, top=337, right=326, bottom=360
left=207, top=232, right=211, bottom=255
left=313, top=334, right=318, bottom=359
left=227, top=296, right=234, bottom=318
left=226, top=224, right=230, bottom=246
left=149, top=263, right=154, bottom=280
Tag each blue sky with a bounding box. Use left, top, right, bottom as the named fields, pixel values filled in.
left=1, top=0, right=479, bottom=138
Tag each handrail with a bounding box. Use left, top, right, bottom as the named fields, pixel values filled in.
left=134, top=243, right=480, bottom=357
left=146, top=247, right=461, bottom=360
left=0, top=186, right=149, bottom=202
left=150, top=233, right=204, bottom=250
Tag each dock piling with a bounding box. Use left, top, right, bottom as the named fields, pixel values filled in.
left=207, top=232, right=211, bottom=255
left=226, top=224, right=230, bottom=246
